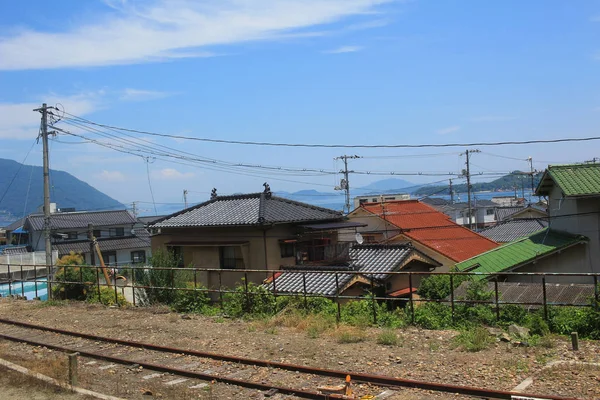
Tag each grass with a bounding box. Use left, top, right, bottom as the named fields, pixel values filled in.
left=335, top=325, right=367, bottom=344
left=452, top=327, right=495, bottom=352
left=376, top=330, right=399, bottom=346
left=264, top=327, right=278, bottom=335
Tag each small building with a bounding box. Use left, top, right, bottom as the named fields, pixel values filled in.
left=353, top=193, right=410, bottom=209
left=264, top=243, right=441, bottom=300
left=495, top=204, right=547, bottom=223
left=422, top=198, right=497, bottom=228
left=455, top=229, right=589, bottom=283
left=23, top=209, right=150, bottom=266
left=344, top=200, right=498, bottom=268
left=150, top=186, right=358, bottom=288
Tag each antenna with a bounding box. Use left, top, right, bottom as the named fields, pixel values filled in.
left=355, top=232, right=364, bottom=245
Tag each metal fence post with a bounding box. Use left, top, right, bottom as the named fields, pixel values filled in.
left=244, top=271, right=250, bottom=312
left=7, top=264, right=11, bottom=297
left=34, top=265, right=38, bottom=299
left=335, top=273, right=341, bottom=324
left=542, top=276, right=548, bottom=321
left=409, top=272, right=415, bottom=324
left=219, top=270, right=224, bottom=310
left=20, top=265, right=25, bottom=298
left=449, top=274, right=455, bottom=322
left=370, top=274, right=377, bottom=325
left=96, top=266, right=101, bottom=299
left=302, top=272, right=308, bottom=310
left=131, top=266, right=136, bottom=307
left=272, top=271, right=278, bottom=314
left=594, top=275, right=599, bottom=311
left=494, top=278, right=500, bottom=322
left=114, top=268, right=119, bottom=306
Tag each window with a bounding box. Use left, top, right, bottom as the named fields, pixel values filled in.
left=372, top=198, right=377, bottom=202
left=363, top=235, right=376, bottom=244
left=280, top=241, right=295, bottom=258
left=109, top=227, right=125, bottom=237
left=219, top=246, right=244, bottom=269
left=102, top=251, right=117, bottom=266
left=167, top=246, right=185, bottom=267
left=359, top=199, right=368, bottom=205
left=486, top=209, right=495, bottom=216
left=93, top=230, right=102, bottom=238
left=67, top=232, right=78, bottom=240
left=131, top=250, right=146, bottom=264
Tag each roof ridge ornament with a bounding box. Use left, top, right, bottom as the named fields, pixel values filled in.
left=263, top=182, right=272, bottom=199
left=210, top=188, right=218, bottom=200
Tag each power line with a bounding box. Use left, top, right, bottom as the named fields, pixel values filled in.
left=58, top=111, right=600, bottom=149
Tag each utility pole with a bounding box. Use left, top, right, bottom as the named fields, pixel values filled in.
left=34, top=104, right=54, bottom=271
left=449, top=179, right=454, bottom=204
left=334, top=155, right=361, bottom=214
left=183, top=189, right=188, bottom=208
left=88, top=224, right=95, bottom=266
left=131, top=201, right=138, bottom=218
left=527, top=157, right=535, bottom=203
left=460, top=149, right=480, bottom=230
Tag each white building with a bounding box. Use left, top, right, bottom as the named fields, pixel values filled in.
left=353, top=193, right=410, bottom=209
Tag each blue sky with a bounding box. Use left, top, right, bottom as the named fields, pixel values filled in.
left=1, top=0, right=600, bottom=210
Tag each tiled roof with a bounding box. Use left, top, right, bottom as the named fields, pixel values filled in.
left=152, top=193, right=342, bottom=228
left=536, top=163, right=600, bottom=197
left=3, top=218, right=24, bottom=231
left=452, top=282, right=595, bottom=310
left=53, top=234, right=150, bottom=256
left=495, top=206, right=525, bottom=221
left=360, top=200, right=498, bottom=262
left=27, top=210, right=137, bottom=231
left=455, top=229, right=588, bottom=275
left=137, top=216, right=167, bottom=225
left=266, top=244, right=437, bottom=295
left=421, top=198, right=450, bottom=206
left=479, top=219, right=548, bottom=243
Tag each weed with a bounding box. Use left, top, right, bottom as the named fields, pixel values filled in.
left=428, top=340, right=441, bottom=352
left=214, top=316, right=225, bottom=323
left=307, top=326, right=320, bottom=339
left=452, top=327, right=494, bottom=352
left=168, top=313, right=179, bottom=323
left=376, top=330, right=398, bottom=346
left=264, top=327, right=278, bottom=335
left=335, top=325, right=366, bottom=344
left=247, top=324, right=257, bottom=333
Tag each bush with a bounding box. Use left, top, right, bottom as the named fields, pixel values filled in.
left=529, top=314, right=550, bottom=336
left=417, top=273, right=468, bottom=300
left=500, top=304, right=528, bottom=326
left=52, top=253, right=96, bottom=300
left=452, top=326, right=494, bottom=352
left=87, top=286, right=127, bottom=307
left=464, top=279, right=494, bottom=303
left=457, top=305, right=496, bottom=326
left=340, top=299, right=377, bottom=327
left=547, top=306, right=600, bottom=339
left=376, top=330, right=399, bottom=346
left=413, top=302, right=453, bottom=330
left=276, top=295, right=338, bottom=317
left=335, top=325, right=366, bottom=343
left=223, top=282, right=276, bottom=318
left=135, top=249, right=186, bottom=305
left=171, top=284, right=210, bottom=313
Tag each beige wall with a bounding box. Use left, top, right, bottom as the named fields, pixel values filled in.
left=385, top=260, right=436, bottom=293
left=341, top=208, right=400, bottom=242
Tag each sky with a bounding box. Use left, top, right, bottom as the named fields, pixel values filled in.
left=1, top=0, right=600, bottom=212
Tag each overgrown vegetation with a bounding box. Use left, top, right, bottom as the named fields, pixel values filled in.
left=87, top=286, right=127, bottom=307
left=52, top=252, right=96, bottom=300
left=453, top=327, right=495, bottom=352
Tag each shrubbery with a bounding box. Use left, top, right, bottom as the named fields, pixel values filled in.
left=87, top=286, right=127, bottom=307
left=52, top=252, right=97, bottom=300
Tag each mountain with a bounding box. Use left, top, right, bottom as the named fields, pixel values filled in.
left=358, top=178, right=416, bottom=193
left=0, top=158, right=124, bottom=225
left=414, top=171, right=543, bottom=196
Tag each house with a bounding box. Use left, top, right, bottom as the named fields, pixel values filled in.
left=455, top=229, right=589, bottom=283
left=149, top=186, right=359, bottom=288
left=495, top=204, right=547, bottom=222
left=3, top=218, right=26, bottom=245
left=344, top=200, right=499, bottom=268
left=479, top=219, right=548, bottom=243
left=422, top=198, right=497, bottom=228
left=23, top=209, right=150, bottom=266
left=535, top=162, right=600, bottom=273
left=491, top=196, right=526, bottom=207
left=264, top=243, right=441, bottom=300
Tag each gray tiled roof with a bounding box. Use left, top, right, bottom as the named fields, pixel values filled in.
left=3, top=218, right=25, bottom=231
left=137, top=216, right=167, bottom=225
left=479, top=219, right=548, bottom=243
left=266, top=244, right=438, bottom=295
left=495, top=206, right=525, bottom=221
left=152, top=193, right=342, bottom=228
left=452, top=281, right=595, bottom=310
left=27, top=210, right=136, bottom=231
left=53, top=234, right=150, bottom=256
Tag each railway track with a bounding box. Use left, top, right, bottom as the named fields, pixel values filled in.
left=0, top=318, right=579, bottom=400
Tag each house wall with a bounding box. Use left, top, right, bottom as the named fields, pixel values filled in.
left=547, top=186, right=599, bottom=273
left=512, top=208, right=547, bottom=219
left=504, top=244, right=592, bottom=284
left=30, top=224, right=134, bottom=252
left=385, top=260, right=437, bottom=293
left=82, top=248, right=150, bottom=267
left=342, top=208, right=400, bottom=242
left=150, top=224, right=320, bottom=288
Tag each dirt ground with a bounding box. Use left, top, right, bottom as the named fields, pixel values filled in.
left=0, top=298, right=599, bottom=399
left=0, top=366, right=95, bottom=400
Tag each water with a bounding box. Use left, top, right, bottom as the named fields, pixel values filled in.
left=0, top=278, right=48, bottom=300
left=428, top=190, right=535, bottom=203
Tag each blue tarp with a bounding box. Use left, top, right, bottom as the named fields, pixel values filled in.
left=12, top=227, right=27, bottom=234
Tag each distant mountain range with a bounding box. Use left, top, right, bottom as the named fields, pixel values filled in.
left=414, top=171, right=543, bottom=196
left=0, top=158, right=123, bottom=226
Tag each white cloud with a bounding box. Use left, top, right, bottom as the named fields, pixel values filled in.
left=120, top=88, right=174, bottom=101
left=0, top=92, right=100, bottom=139
left=436, top=126, right=461, bottom=135
left=153, top=168, right=195, bottom=180
left=0, top=0, right=392, bottom=70
left=590, top=15, right=600, bottom=22
left=468, top=115, right=516, bottom=122
left=323, top=45, right=364, bottom=54
left=96, top=170, right=127, bottom=182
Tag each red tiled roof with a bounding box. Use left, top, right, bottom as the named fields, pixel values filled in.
left=387, top=287, right=417, bottom=297
left=361, top=200, right=498, bottom=262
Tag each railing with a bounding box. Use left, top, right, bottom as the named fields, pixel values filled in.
left=0, top=264, right=598, bottom=325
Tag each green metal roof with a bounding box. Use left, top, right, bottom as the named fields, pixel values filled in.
left=455, top=229, right=587, bottom=275
left=536, top=163, right=600, bottom=197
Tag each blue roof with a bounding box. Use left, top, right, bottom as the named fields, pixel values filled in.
left=12, top=227, right=27, bottom=234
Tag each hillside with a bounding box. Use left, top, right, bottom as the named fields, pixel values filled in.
left=414, top=171, right=543, bottom=196
left=0, top=158, right=124, bottom=224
